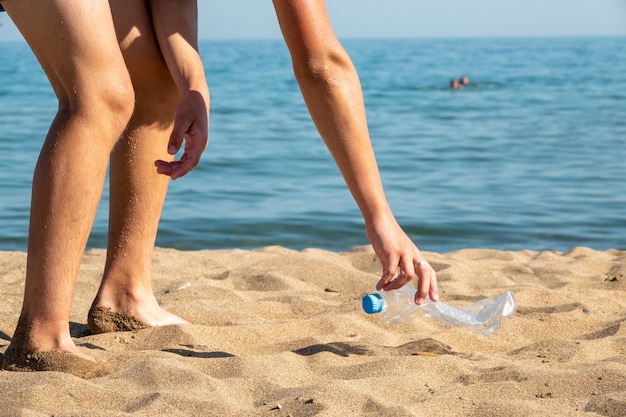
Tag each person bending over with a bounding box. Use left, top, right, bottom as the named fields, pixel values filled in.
left=1, top=0, right=437, bottom=376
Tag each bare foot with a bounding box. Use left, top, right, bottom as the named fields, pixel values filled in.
left=2, top=349, right=109, bottom=379
left=133, top=303, right=189, bottom=327
left=88, top=298, right=187, bottom=334
left=53, top=342, right=97, bottom=363
left=2, top=315, right=108, bottom=378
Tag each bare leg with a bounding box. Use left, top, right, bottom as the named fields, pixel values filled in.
left=88, top=0, right=187, bottom=332
left=2, top=0, right=134, bottom=362
left=272, top=0, right=438, bottom=300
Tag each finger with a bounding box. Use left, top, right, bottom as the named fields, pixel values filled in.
left=415, top=260, right=439, bottom=301
left=167, top=135, right=183, bottom=156
left=375, top=255, right=399, bottom=291
left=169, top=147, right=203, bottom=180
left=154, top=160, right=192, bottom=179
left=168, top=119, right=191, bottom=156
left=169, top=162, right=195, bottom=180
left=429, top=272, right=439, bottom=302
left=382, top=256, right=415, bottom=291
left=382, top=274, right=407, bottom=291
left=414, top=261, right=436, bottom=305
left=155, top=160, right=174, bottom=176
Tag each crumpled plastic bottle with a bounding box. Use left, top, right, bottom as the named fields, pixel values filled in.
left=362, top=283, right=516, bottom=335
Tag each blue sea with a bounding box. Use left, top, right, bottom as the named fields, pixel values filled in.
left=0, top=37, right=625, bottom=254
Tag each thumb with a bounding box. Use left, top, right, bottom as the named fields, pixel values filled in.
left=168, top=117, right=190, bottom=155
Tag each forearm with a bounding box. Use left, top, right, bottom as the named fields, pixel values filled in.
left=295, top=55, right=393, bottom=226
left=149, top=0, right=209, bottom=179
left=273, top=0, right=393, bottom=226
left=149, top=0, right=209, bottom=98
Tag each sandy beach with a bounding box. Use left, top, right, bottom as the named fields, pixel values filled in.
left=0, top=245, right=625, bottom=416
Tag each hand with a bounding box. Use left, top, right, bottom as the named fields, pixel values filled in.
left=155, top=90, right=209, bottom=180
left=367, top=216, right=439, bottom=305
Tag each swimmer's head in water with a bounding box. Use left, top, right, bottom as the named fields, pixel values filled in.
left=450, top=79, right=461, bottom=89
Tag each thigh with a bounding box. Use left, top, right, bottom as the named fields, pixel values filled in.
left=4, top=0, right=128, bottom=104
left=109, top=0, right=177, bottom=102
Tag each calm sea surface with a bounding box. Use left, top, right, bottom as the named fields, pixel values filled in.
left=0, top=37, right=624, bottom=253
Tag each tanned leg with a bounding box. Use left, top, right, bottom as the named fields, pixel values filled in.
left=2, top=0, right=134, bottom=365
left=88, top=0, right=188, bottom=333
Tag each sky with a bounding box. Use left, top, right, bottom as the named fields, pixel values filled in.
left=1, top=0, right=625, bottom=42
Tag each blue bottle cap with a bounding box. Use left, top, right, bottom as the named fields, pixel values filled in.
left=362, top=293, right=384, bottom=314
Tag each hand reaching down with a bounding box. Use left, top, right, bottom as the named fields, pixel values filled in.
left=367, top=215, right=439, bottom=305
left=155, top=90, right=209, bottom=180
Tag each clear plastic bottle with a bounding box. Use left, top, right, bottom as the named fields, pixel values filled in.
left=362, top=283, right=516, bottom=336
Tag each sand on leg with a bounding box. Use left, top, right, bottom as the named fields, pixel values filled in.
left=1, top=0, right=134, bottom=368
left=88, top=0, right=189, bottom=333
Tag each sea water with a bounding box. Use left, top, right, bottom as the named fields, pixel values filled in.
left=0, top=37, right=624, bottom=253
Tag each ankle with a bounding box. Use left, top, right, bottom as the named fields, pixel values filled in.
left=92, top=284, right=158, bottom=311
left=7, top=315, right=74, bottom=354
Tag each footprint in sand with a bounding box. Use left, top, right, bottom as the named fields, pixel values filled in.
left=458, top=365, right=528, bottom=385
left=579, top=320, right=624, bottom=340
left=291, top=338, right=454, bottom=358
left=516, top=303, right=581, bottom=315
left=233, top=272, right=289, bottom=292
left=585, top=392, right=626, bottom=417
left=509, top=339, right=579, bottom=363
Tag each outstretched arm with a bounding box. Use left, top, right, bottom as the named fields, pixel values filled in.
left=272, top=0, right=438, bottom=304
left=150, top=0, right=210, bottom=179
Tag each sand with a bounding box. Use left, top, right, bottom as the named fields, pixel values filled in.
left=0, top=245, right=625, bottom=416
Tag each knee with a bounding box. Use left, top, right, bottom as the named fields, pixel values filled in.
left=61, top=69, right=135, bottom=140
left=93, top=72, right=136, bottom=134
